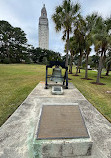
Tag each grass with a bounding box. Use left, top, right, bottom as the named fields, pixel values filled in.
left=69, top=68, right=111, bottom=122
left=0, top=64, right=45, bottom=126
left=0, top=64, right=111, bottom=126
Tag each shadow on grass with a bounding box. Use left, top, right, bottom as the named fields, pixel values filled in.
left=94, top=76, right=105, bottom=78
left=81, top=78, right=93, bottom=80
left=68, top=78, right=72, bottom=80
left=90, top=82, right=106, bottom=85
left=72, top=74, right=80, bottom=76
left=68, top=72, right=73, bottom=74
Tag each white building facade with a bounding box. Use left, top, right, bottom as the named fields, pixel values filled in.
left=38, top=4, right=49, bottom=49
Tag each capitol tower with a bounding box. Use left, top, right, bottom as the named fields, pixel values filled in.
left=38, top=4, right=49, bottom=49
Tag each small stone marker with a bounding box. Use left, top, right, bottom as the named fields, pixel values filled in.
left=37, top=105, right=89, bottom=139
left=52, top=86, right=63, bottom=95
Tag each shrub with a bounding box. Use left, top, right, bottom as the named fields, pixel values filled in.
left=3, top=58, right=11, bottom=64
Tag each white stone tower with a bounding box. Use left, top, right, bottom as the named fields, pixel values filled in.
left=39, top=4, right=49, bottom=49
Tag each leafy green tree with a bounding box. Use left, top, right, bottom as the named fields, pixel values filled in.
left=0, top=21, right=13, bottom=62
left=0, top=20, right=28, bottom=63
left=91, top=55, right=99, bottom=68
left=12, top=27, right=27, bottom=62
left=52, top=0, right=80, bottom=67
left=42, top=57, right=48, bottom=65
left=30, top=47, right=62, bottom=64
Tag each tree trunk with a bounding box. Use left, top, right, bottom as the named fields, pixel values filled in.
left=96, top=51, right=103, bottom=83
left=65, top=30, right=69, bottom=67
left=85, top=53, right=88, bottom=79
left=79, top=54, right=82, bottom=73
left=100, top=67, right=102, bottom=78
left=75, top=60, right=79, bottom=75
left=69, top=53, right=73, bottom=74
left=106, top=64, right=110, bottom=76
left=75, top=55, right=81, bottom=75
left=69, top=54, right=71, bottom=73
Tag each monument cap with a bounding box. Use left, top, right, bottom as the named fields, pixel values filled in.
left=41, top=4, right=47, bottom=17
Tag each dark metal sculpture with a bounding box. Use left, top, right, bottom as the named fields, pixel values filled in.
left=45, top=61, right=68, bottom=89
left=50, top=67, right=63, bottom=83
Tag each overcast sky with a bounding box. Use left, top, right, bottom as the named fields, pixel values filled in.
left=0, top=0, right=111, bottom=55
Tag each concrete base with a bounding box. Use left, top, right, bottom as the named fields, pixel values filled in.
left=33, top=138, right=93, bottom=158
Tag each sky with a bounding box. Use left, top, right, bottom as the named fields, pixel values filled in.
left=0, top=0, right=111, bottom=56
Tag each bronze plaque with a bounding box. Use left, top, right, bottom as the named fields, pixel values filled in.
left=37, top=105, right=89, bottom=139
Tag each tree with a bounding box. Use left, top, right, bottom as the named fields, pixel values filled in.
left=29, top=47, right=62, bottom=64
left=91, top=55, right=99, bottom=68
left=0, top=20, right=28, bottom=63
left=68, top=36, right=79, bottom=73
left=52, top=0, right=80, bottom=67
left=84, top=14, right=97, bottom=79
left=105, top=51, right=111, bottom=76
left=73, top=15, right=85, bottom=75
left=0, top=21, right=13, bottom=62
left=105, top=17, right=111, bottom=76
left=84, top=39, right=92, bottom=79
left=12, top=27, right=28, bottom=62
left=92, top=16, right=110, bottom=83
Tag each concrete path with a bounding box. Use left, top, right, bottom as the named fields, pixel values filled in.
left=0, top=82, right=111, bottom=158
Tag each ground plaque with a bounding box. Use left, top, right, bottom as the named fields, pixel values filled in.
left=37, top=105, right=89, bottom=139
left=52, top=86, right=63, bottom=95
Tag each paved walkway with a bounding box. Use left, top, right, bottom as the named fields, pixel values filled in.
left=0, top=82, right=111, bottom=158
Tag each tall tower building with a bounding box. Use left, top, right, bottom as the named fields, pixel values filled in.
left=39, top=4, right=49, bottom=49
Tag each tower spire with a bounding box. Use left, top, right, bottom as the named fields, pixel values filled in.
left=38, top=5, right=49, bottom=49
left=41, top=4, right=47, bottom=17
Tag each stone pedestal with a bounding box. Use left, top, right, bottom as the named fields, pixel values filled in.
left=52, top=86, right=64, bottom=95
left=33, top=104, right=93, bottom=158
left=33, top=138, right=93, bottom=158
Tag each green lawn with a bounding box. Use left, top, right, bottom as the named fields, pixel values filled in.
left=0, top=64, right=45, bottom=126
left=69, top=68, right=111, bottom=122
left=0, top=64, right=111, bottom=126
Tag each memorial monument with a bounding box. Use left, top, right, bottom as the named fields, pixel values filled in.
left=38, top=4, right=49, bottom=49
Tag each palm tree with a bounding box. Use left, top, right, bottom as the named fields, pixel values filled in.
left=52, top=0, right=80, bottom=67
left=84, top=14, right=97, bottom=79
left=105, top=17, right=111, bottom=33
left=105, top=17, right=111, bottom=76
left=69, top=36, right=78, bottom=73
left=92, top=16, right=110, bottom=83
left=73, top=15, right=85, bottom=75
left=84, top=38, right=92, bottom=79
left=105, top=51, right=111, bottom=76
